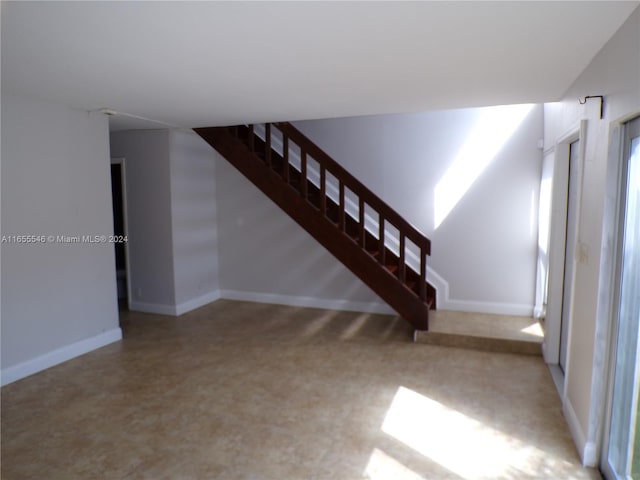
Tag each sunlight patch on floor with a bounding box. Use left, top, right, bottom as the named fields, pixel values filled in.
left=521, top=322, right=544, bottom=338
left=382, top=386, right=573, bottom=479
left=340, top=313, right=371, bottom=340
left=302, top=311, right=337, bottom=337
left=364, top=448, right=426, bottom=480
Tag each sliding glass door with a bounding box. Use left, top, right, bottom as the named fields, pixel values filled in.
left=603, top=116, right=640, bottom=479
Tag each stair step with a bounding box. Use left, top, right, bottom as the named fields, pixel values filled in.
left=414, top=311, right=543, bottom=356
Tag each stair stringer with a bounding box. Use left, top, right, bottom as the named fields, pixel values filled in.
left=252, top=124, right=437, bottom=307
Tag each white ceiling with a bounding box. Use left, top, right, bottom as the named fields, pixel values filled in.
left=2, top=1, right=638, bottom=130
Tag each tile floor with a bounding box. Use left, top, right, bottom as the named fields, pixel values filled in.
left=1, top=300, right=601, bottom=479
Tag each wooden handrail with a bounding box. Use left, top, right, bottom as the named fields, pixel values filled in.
left=274, top=122, right=431, bottom=255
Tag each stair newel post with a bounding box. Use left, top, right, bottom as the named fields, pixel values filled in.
left=248, top=124, right=255, bottom=152
left=339, top=182, right=345, bottom=232
left=320, top=166, right=327, bottom=216
left=378, top=216, right=386, bottom=265
left=398, top=234, right=406, bottom=283
left=283, top=134, right=290, bottom=182
left=358, top=198, right=365, bottom=247
left=419, top=247, right=427, bottom=301
left=265, top=123, right=272, bottom=167
left=300, top=150, right=307, bottom=199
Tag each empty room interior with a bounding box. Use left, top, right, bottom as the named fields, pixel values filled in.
left=2, top=2, right=640, bottom=479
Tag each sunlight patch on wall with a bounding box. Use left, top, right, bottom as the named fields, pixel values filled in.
left=538, top=177, right=553, bottom=255
left=434, top=104, right=534, bottom=229
left=381, top=386, right=575, bottom=479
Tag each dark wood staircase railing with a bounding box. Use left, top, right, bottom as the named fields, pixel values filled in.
left=195, top=122, right=436, bottom=330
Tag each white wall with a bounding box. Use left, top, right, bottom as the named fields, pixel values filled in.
left=110, top=130, right=176, bottom=312
left=169, top=130, right=220, bottom=313
left=1, top=92, right=121, bottom=385
left=543, top=6, right=640, bottom=466
left=294, top=104, right=543, bottom=315
left=110, top=129, right=220, bottom=315
left=214, top=150, right=394, bottom=314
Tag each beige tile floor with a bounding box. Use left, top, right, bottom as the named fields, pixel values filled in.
left=1, top=300, right=600, bottom=480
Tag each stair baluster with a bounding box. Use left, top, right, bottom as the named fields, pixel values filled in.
left=358, top=198, right=365, bottom=248
left=420, top=247, right=427, bottom=301
left=378, top=216, right=386, bottom=266
left=301, top=150, right=308, bottom=198
left=248, top=125, right=254, bottom=152
left=265, top=123, right=271, bottom=167
left=320, top=166, right=327, bottom=216
left=399, top=235, right=406, bottom=283
left=339, top=183, right=345, bottom=232
left=283, top=134, right=290, bottom=182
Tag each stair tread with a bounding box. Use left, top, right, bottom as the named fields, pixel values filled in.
left=414, top=311, right=541, bottom=355
left=422, top=311, right=542, bottom=343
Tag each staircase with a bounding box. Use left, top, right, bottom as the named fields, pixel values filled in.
left=195, top=122, right=436, bottom=330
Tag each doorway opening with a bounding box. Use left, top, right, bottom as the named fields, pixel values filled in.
left=541, top=121, right=586, bottom=392
left=559, top=139, right=580, bottom=373
left=110, top=158, right=130, bottom=315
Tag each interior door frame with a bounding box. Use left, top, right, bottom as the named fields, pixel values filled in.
left=544, top=121, right=586, bottom=385
left=110, top=157, right=132, bottom=310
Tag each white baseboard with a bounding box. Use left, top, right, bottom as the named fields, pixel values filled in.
left=129, top=300, right=176, bottom=316
left=217, top=289, right=531, bottom=318
left=175, top=291, right=221, bottom=315
left=563, top=397, right=597, bottom=467
left=583, top=442, right=598, bottom=468
left=438, top=299, right=534, bottom=317
left=130, top=291, right=221, bottom=316
left=131, top=289, right=530, bottom=318
left=546, top=362, right=564, bottom=399
left=1, top=328, right=122, bottom=387
left=219, top=289, right=395, bottom=315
